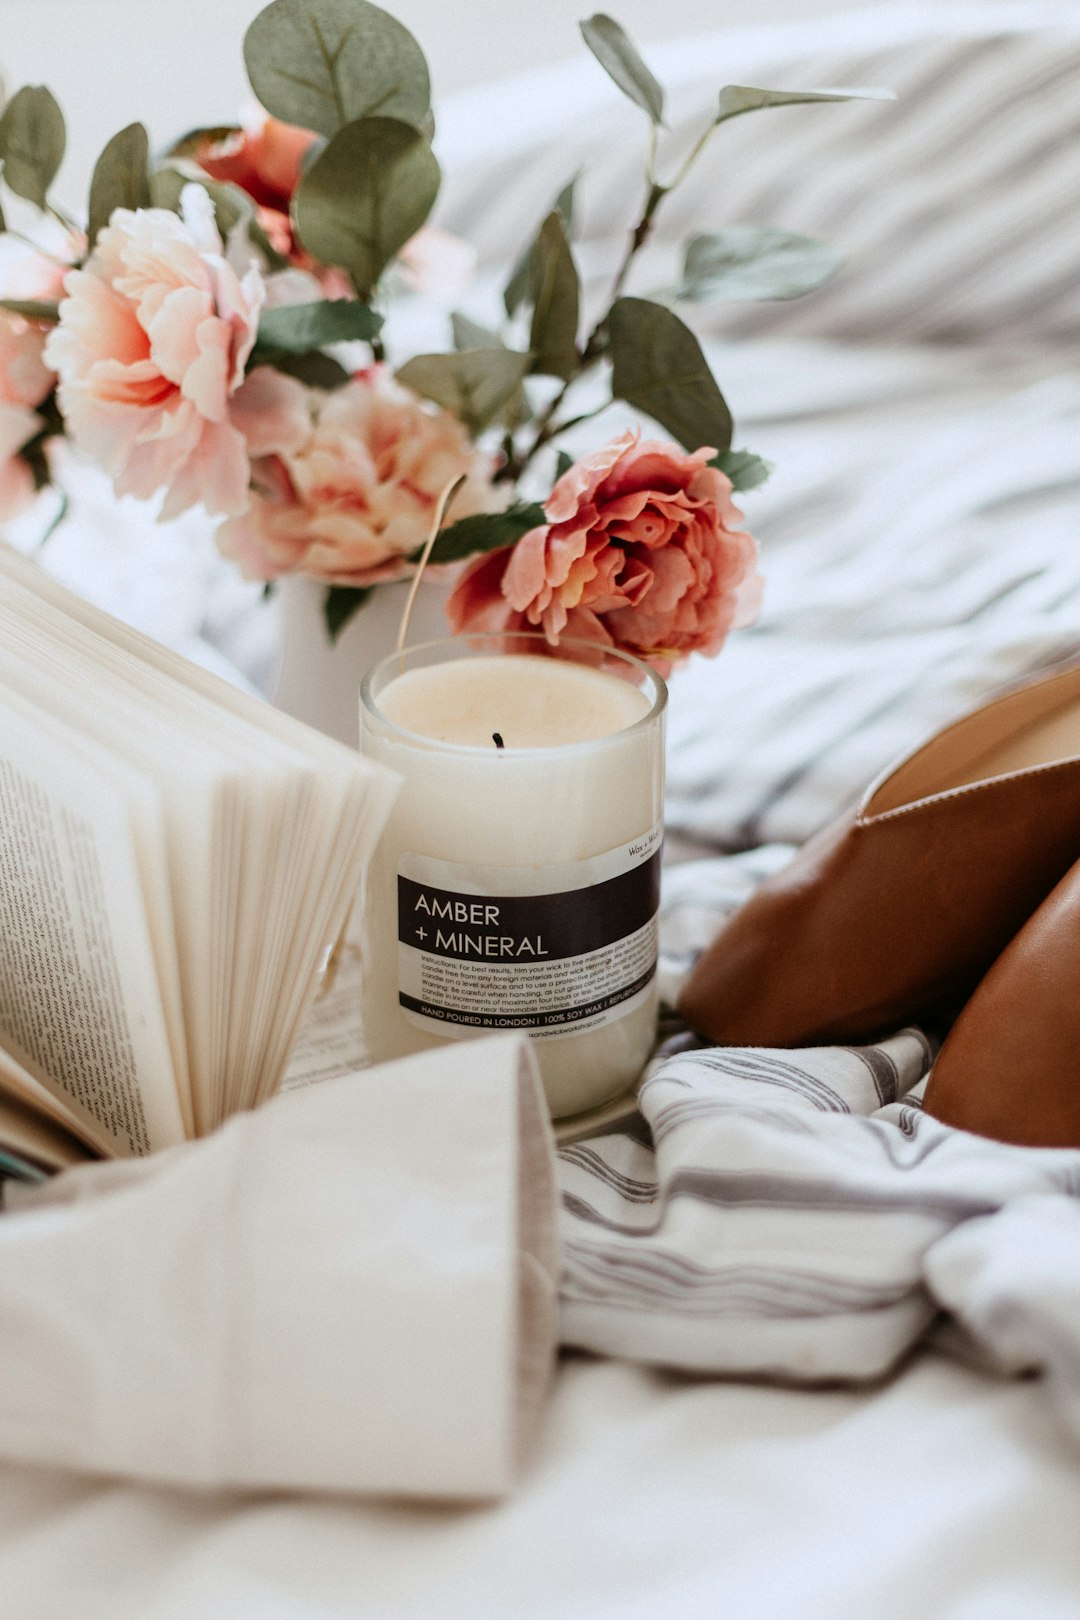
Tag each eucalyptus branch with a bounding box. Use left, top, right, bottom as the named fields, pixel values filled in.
left=495, top=102, right=730, bottom=486
left=503, top=169, right=664, bottom=483
left=350, top=277, right=386, bottom=362
left=665, top=116, right=717, bottom=194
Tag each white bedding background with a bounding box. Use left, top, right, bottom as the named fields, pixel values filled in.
left=5, top=5, right=1080, bottom=1615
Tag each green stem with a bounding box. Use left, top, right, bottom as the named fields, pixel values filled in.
left=665, top=116, right=717, bottom=194
left=607, top=180, right=666, bottom=306
left=350, top=274, right=386, bottom=363
left=500, top=117, right=706, bottom=485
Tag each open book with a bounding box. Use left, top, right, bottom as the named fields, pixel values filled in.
left=0, top=546, right=398, bottom=1177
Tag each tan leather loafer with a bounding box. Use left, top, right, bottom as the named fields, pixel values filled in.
left=678, top=658, right=1080, bottom=1049
left=923, top=859, right=1080, bottom=1147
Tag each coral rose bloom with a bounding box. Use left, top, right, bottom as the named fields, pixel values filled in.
left=45, top=186, right=307, bottom=520
left=195, top=110, right=475, bottom=301
left=447, top=431, right=763, bottom=675
left=195, top=111, right=315, bottom=215
left=217, top=369, right=496, bottom=586
left=192, top=110, right=336, bottom=283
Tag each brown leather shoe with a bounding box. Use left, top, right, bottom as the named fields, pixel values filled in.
left=677, top=658, right=1080, bottom=1049
left=923, top=859, right=1080, bottom=1146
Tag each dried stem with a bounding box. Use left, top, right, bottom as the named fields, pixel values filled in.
left=396, top=473, right=467, bottom=652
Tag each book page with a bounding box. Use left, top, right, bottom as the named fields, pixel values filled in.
left=0, top=1081, right=93, bottom=1173
left=0, top=546, right=399, bottom=1134
left=0, top=702, right=185, bottom=1156
left=282, top=943, right=370, bottom=1091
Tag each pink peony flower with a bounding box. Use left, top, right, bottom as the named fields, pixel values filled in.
left=447, top=431, right=763, bottom=676
left=217, top=367, right=497, bottom=586
left=45, top=185, right=308, bottom=520
left=0, top=298, right=58, bottom=523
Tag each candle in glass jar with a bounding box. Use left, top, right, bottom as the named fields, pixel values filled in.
left=359, top=634, right=666, bottom=1119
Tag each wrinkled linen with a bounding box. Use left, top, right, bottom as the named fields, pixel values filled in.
left=561, top=863, right=1080, bottom=1389
left=0, top=1038, right=558, bottom=1500
left=928, top=1197, right=1080, bottom=1445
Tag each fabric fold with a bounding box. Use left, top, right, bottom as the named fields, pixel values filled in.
left=0, top=1035, right=559, bottom=1501
left=558, top=1027, right=1080, bottom=1384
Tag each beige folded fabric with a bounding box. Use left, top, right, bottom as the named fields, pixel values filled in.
left=0, top=1035, right=558, bottom=1500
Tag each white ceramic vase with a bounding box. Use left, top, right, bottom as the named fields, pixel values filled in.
left=272, top=574, right=454, bottom=748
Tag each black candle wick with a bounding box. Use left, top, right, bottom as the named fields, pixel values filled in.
left=492, top=732, right=505, bottom=750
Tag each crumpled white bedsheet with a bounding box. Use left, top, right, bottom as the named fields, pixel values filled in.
left=3, top=1351, right=1080, bottom=1620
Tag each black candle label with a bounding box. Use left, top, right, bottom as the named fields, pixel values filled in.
left=396, top=823, right=662, bottom=1041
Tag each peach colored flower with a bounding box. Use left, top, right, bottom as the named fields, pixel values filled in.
left=217, top=368, right=497, bottom=585
left=0, top=301, right=57, bottom=523
left=447, top=431, right=763, bottom=676
left=45, top=185, right=308, bottom=520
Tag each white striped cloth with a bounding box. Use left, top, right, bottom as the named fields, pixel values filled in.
left=441, top=3, right=1080, bottom=350
left=662, top=358, right=1080, bottom=849
left=438, top=8, right=1080, bottom=853
left=558, top=865, right=1080, bottom=1387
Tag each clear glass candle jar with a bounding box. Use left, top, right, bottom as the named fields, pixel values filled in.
left=359, top=633, right=666, bottom=1119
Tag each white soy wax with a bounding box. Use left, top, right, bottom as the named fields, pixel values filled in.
left=359, top=635, right=666, bottom=1119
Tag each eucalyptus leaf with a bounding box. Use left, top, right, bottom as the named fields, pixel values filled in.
left=504, top=174, right=576, bottom=316
left=151, top=166, right=291, bottom=270
left=552, top=174, right=578, bottom=237
left=262, top=349, right=352, bottom=388
left=255, top=298, right=382, bottom=352
left=715, top=83, right=892, bottom=126
left=165, top=125, right=242, bottom=160
left=397, top=348, right=531, bottom=435
left=529, top=211, right=579, bottom=381
left=0, top=86, right=66, bottom=208
left=20, top=430, right=53, bottom=495
left=679, top=226, right=842, bottom=303
left=451, top=312, right=504, bottom=351
left=148, top=165, right=189, bottom=212
left=257, top=349, right=352, bottom=388
left=324, top=583, right=374, bottom=642
left=244, top=0, right=430, bottom=139
left=413, top=501, right=547, bottom=567
left=88, top=123, right=150, bottom=246
left=554, top=449, right=574, bottom=479
left=293, top=115, right=440, bottom=295
left=449, top=317, right=531, bottom=425
left=148, top=164, right=256, bottom=235
left=0, top=298, right=59, bottom=323
left=580, top=14, right=664, bottom=123
left=608, top=296, right=732, bottom=453
left=711, top=447, right=773, bottom=492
